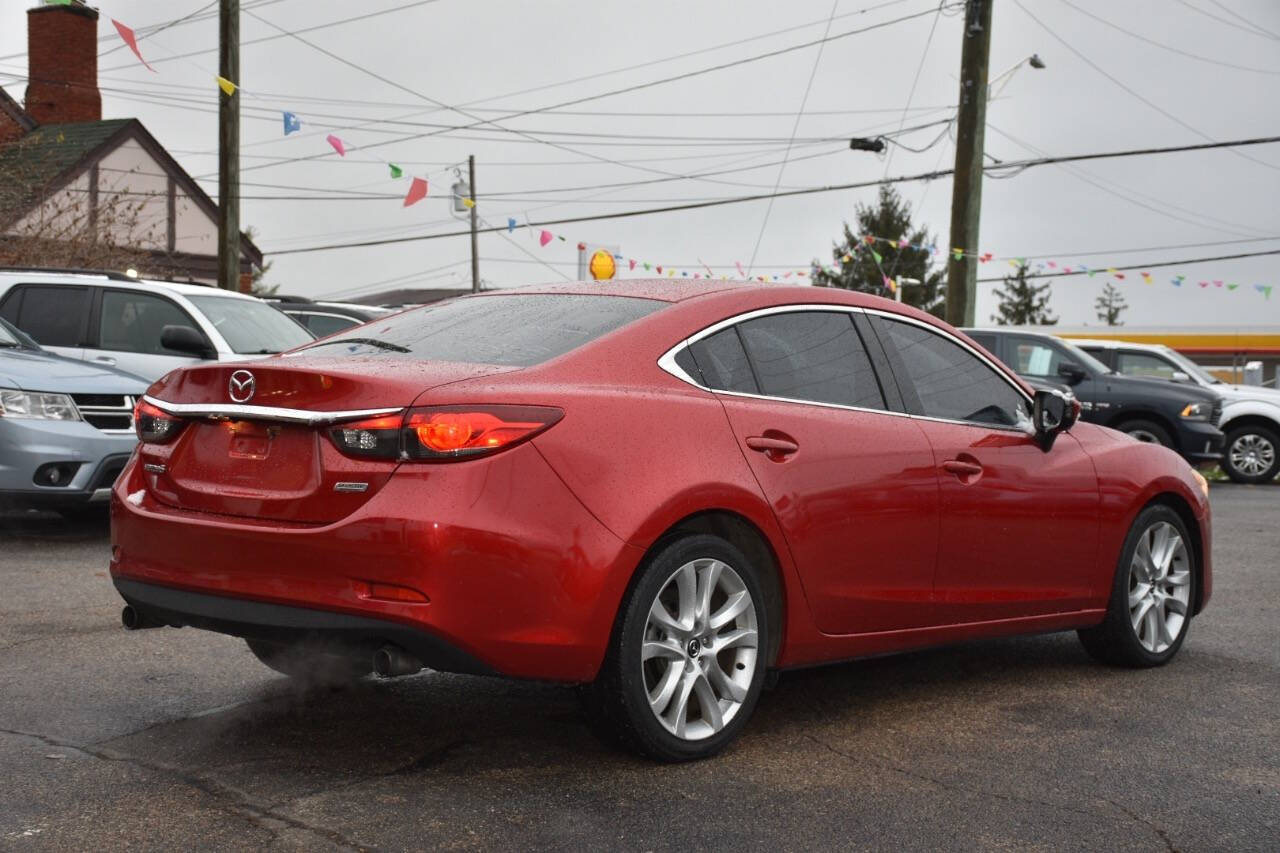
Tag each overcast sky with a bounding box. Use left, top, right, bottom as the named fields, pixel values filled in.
left=2, top=0, right=1279, bottom=326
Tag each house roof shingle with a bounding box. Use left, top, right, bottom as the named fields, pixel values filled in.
left=0, top=118, right=130, bottom=221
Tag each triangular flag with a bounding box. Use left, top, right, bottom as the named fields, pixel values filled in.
left=1227, top=283, right=1239, bottom=291
left=952, top=248, right=963, bottom=260
left=539, top=230, right=553, bottom=247
left=326, top=135, right=346, bottom=156
left=1198, top=281, right=1209, bottom=288
left=643, top=263, right=651, bottom=271
left=216, top=76, right=237, bottom=96
left=111, top=19, right=155, bottom=72
left=1171, top=276, right=1184, bottom=286
left=871, top=250, right=882, bottom=265
left=1114, top=273, right=1125, bottom=280
left=629, top=259, right=637, bottom=271
left=402, top=177, right=428, bottom=207
left=1141, top=272, right=1152, bottom=284
left=898, top=237, right=909, bottom=248
left=507, top=218, right=517, bottom=233
left=1047, top=261, right=1057, bottom=269
left=656, top=265, right=662, bottom=274
left=557, top=234, right=565, bottom=241
left=462, top=197, right=475, bottom=209
left=1213, top=280, right=1223, bottom=287
left=282, top=111, right=301, bottom=135
left=389, top=164, right=403, bottom=179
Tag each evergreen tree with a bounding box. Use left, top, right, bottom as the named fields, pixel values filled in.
left=810, top=185, right=945, bottom=316
left=992, top=263, right=1057, bottom=325
left=1094, top=281, right=1128, bottom=326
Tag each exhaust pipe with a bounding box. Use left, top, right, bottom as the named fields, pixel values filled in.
left=121, top=605, right=164, bottom=630
left=373, top=645, right=423, bottom=678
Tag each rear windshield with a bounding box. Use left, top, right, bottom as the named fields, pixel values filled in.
left=187, top=295, right=315, bottom=354
left=293, top=293, right=665, bottom=367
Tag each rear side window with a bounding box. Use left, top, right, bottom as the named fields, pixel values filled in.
left=99, top=290, right=201, bottom=355
left=298, top=312, right=359, bottom=338
left=297, top=294, right=664, bottom=367
left=0, top=285, right=90, bottom=347
left=1116, top=351, right=1179, bottom=381
left=736, top=311, right=884, bottom=409
left=686, top=328, right=759, bottom=393
left=880, top=319, right=1029, bottom=427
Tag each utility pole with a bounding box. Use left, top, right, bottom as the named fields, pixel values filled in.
left=468, top=154, right=480, bottom=293
left=944, top=0, right=993, bottom=327
left=217, top=0, right=239, bottom=291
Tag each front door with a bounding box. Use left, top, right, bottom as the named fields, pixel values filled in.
left=684, top=310, right=940, bottom=635
left=872, top=316, right=1100, bottom=623
left=90, top=289, right=206, bottom=379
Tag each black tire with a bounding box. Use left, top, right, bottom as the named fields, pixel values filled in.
left=244, top=638, right=370, bottom=684
left=1115, top=418, right=1173, bottom=448
left=1222, top=423, right=1280, bottom=484
left=581, top=533, right=770, bottom=762
left=1078, top=504, right=1196, bottom=667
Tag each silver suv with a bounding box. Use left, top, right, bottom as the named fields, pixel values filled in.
left=0, top=269, right=314, bottom=382
left=1071, top=338, right=1280, bottom=484
left=0, top=317, right=146, bottom=514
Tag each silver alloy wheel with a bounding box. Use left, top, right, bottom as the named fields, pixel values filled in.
left=642, top=557, right=758, bottom=741
left=1228, top=432, right=1276, bottom=477
left=1128, top=521, right=1191, bottom=654
left=1127, top=428, right=1162, bottom=444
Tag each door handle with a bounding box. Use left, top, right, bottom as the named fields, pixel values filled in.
left=745, top=435, right=799, bottom=457
left=941, top=459, right=983, bottom=478
left=93, top=355, right=117, bottom=365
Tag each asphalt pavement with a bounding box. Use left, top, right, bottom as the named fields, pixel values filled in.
left=1, top=486, right=1277, bottom=852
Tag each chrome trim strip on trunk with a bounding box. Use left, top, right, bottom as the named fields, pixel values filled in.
left=142, top=395, right=402, bottom=426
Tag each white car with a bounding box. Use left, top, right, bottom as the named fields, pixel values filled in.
left=0, top=270, right=314, bottom=382
left=1071, top=338, right=1280, bottom=484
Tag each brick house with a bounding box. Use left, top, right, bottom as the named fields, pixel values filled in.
left=0, top=1, right=261, bottom=285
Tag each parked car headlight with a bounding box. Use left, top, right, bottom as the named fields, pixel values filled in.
left=1179, top=402, right=1212, bottom=421
left=0, top=388, right=82, bottom=421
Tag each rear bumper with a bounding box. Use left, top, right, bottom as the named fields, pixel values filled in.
left=110, top=443, right=644, bottom=682
left=115, top=577, right=496, bottom=675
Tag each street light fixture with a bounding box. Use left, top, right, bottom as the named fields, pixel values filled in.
left=988, top=53, right=1046, bottom=99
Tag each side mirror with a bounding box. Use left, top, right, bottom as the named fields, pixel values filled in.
left=1056, top=361, right=1086, bottom=385
left=160, top=324, right=215, bottom=359
left=1032, top=388, right=1080, bottom=451
left=1171, top=371, right=1191, bottom=383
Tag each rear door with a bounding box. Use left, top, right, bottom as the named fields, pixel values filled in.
left=684, top=308, right=940, bottom=635
left=871, top=316, right=1100, bottom=622
left=89, top=288, right=210, bottom=378
left=0, top=284, right=91, bottom=361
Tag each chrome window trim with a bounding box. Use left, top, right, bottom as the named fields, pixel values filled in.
left=142, top=395, right=401, bottom=426
left=656, top=302, right=1034, bottom=433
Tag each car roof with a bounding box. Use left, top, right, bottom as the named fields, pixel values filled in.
left=0, top=270, right=259, bottom=301
left=1064, top=338, right=1168, bottom=353
left=484, top=278, right=763, bottom=303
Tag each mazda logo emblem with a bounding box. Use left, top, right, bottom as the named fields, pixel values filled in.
left=228, top=369, right=256, bottom=403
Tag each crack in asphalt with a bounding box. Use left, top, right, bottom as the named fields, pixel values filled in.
left=1104, top=797, right=1179, bottom=853
left=0, top=726, right=372, bottom=851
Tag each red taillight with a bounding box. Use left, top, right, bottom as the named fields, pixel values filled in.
left=326, top=405, right=562, bottom=461
left=405, top=405, right=562, bottom=461
left=134, top=399, right=184, bottom=443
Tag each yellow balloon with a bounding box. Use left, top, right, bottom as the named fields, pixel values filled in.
left=589, top=249, right=616, bottom=281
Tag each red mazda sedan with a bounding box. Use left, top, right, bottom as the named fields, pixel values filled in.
left=111, top=281, right=1211, bottom=761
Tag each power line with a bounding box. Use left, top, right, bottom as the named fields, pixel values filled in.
left=745, top=0, right=842, bottom=276
left=231, top=3, right=956, bottom=175
left=267, top=134, right=1280, bottom=256
left=1204, top=0, right=1280, bottom=39
left=1171, top=0, right=1280, bottom=40
left=1013, top=0, right=1280, bottom=174
left=977, top=249, right=1280, bottom=282
left=1053, top=0, right=1280, bottom=75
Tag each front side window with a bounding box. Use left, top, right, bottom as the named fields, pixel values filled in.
left=1116, top=351, right=1179, bottom=381
left=735, top=311, right=885, bottom=409
left=1008, top=336, right=1076, bottom=378
left=881, top=319, right=1029, bottom=428
left=0, top=285, right=89, bottom=347
left=187, top=295, right=315, bottom=354
left=100, top=290, right=201, bottom=355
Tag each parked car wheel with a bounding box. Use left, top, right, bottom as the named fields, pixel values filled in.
left=1078, top=505, right=1195, bottom=667
left=244, top=638, right=370, bottom=684
left=583, top=534, right=768, bottom=762
left=1115, top=419, right=1173, bottom=448
left=1222, top=424, right=1280, bottom=484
